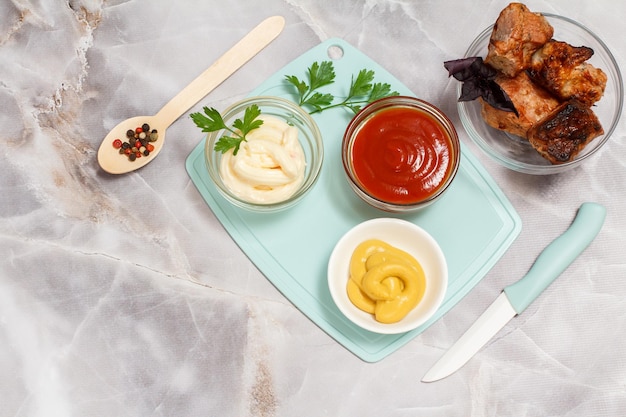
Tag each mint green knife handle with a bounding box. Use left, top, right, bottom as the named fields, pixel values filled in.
left=503, top=202, right=606, bottom=314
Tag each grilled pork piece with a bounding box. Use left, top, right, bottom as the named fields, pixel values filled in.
left=529, top=40, right=608, bottom=106
left=485, top=3, right=554, bottom=77
left=527, top=100, right=604, bottom=164
left=480, top=71, right=560, bottom=138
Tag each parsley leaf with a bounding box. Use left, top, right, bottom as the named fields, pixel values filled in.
left=308, top=61, right=336, bottom=90
left=285, top=61, right=336, bottom=111
left=190, top=104, right=263, bottom=155
left=369, top=82, right=396, bottom=103
left=285, top=61, right=399, bottom=115
left=213, top=135, right=244, bottom=154
left=190, top=106, right=227, bottom=132
left=348, top=69, right=375, bottom=97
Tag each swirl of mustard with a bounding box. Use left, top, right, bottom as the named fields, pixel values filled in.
left=346, top=239, right=426, bottom=324
left=347, top=239, right=401, bottom=313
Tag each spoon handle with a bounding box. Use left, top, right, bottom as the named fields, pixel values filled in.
left=154, top=15, right=285, bottom=127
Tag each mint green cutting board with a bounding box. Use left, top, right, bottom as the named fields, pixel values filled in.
left=186, top=38, right=522, bottom=362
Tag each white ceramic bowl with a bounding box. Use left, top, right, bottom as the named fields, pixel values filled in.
left=459, top=14, right=623, bottom=174
left=327, top=218, right=448, bottom=334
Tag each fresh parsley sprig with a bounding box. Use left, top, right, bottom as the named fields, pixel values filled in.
left=285, top=61, right=336, bottom=112
left=285, top=61, right=399, bottom=114
left=190, top=105, right=263, bottom=155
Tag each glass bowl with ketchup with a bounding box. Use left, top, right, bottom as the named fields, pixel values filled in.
left=342, top=96, right=460, bottom=213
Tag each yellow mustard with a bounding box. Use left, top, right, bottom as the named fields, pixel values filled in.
left=347, top=239, right=426, bottom=324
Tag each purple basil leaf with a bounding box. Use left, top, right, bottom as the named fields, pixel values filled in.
left=444, top=56, right=518, bottom=115
left=484, top=80, right=519, bottom=116
left=458, top=80, right=483, bottom=101
left=476, top=61, right=497, bottom=79
left=444, top=57, right=480, bottom=76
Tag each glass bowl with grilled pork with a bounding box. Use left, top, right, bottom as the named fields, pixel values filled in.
left=449, top=3, right=623, bottom=174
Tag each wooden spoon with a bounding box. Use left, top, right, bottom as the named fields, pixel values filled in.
left=97, top=15, right=285, bottom=174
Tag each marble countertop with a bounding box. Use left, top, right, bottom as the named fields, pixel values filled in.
left=2, top=0, right=625, bottom=415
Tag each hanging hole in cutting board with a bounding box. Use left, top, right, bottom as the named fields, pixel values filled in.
left=327, top=44, right=344, bottom=60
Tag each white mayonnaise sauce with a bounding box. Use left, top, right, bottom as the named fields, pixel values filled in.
left=219, top=115, right=306, bottom=204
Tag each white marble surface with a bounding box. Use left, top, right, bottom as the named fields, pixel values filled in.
left=2, top=0, right=625, bottom=415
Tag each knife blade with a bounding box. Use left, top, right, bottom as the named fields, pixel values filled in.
left=422, top=202, right=606, bottom=382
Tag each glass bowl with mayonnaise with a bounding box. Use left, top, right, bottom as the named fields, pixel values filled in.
left=342, top=96, right=460, bottom=213
left=204, top=96, right=324, bottom=212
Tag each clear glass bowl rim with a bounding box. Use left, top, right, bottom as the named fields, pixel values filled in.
left=203, top=95, right=324, bottom=211
left=458, top=13, right=624, bottom=175
left=342, top=95, right=461, bottom=211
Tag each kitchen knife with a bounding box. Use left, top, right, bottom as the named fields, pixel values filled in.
left=422, top=202, right=606, bottom=382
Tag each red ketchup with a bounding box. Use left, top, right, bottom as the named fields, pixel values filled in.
left=350, top=106, right=456, bottom=205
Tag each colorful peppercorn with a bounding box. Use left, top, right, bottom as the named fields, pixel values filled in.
left=112, top=122, right=159, bottom=162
